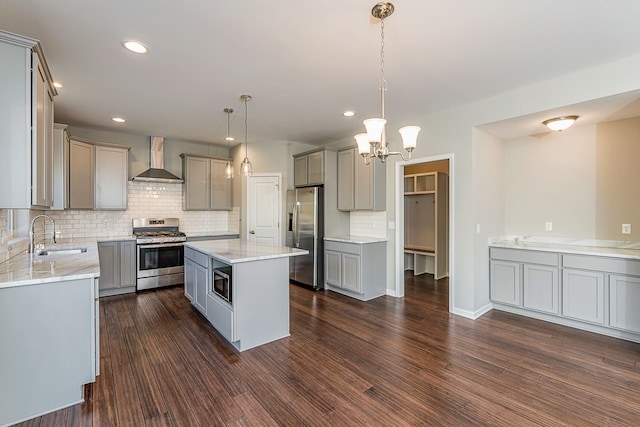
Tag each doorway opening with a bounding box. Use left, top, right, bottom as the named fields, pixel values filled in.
left=395, top=154, right=454, bottom=312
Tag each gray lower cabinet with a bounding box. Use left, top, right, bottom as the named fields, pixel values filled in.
left=609, top=274, right=640, bottom=334
left=337, top=147, right=385, bottom=211
left=181, top=154, right=232, bottom=210
left=98, top=240, right=136, bottom=296
left=184, top=246, right=209, bottom=314
left=489, top=248, right=559, bottom=314
left=490, top=246, right=640, bottom=342
left=562, top=269, right=605, bottom=324
left=324, top=239, right=386, bottom=301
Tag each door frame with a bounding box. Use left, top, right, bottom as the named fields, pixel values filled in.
left=245, top=173, right=282, bottom=245
left=395, top=153, right=454, bottom=313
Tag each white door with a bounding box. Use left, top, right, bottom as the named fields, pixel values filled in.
left=247, top=174, right=281, bottom=245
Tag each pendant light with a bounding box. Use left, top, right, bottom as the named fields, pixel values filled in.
left=223, top=107, right=234, bottom=179
left=240, top=95, right=253, bottom=176
left=356, top=2, right=420, bottom=164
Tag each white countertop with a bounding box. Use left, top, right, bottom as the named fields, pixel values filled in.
left=489, top=236, right=640, bottom=260
left=186, top=240, right=308, bottom=264
left=324, top=235, right=387, bottom=244
left=0, top=242, right=100, bottom=289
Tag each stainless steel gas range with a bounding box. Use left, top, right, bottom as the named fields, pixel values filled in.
left=133, top=218, right=186, bottom=291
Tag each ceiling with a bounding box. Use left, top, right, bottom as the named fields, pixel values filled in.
left=2, top=0, right=640, bottom=147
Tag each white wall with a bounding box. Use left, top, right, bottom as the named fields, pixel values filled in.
left=504, top=124, right=597, bottom=238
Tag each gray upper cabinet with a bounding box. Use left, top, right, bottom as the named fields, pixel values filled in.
left=69, top=139, right=95, bottom=209
left=337, top=147, right=385, bottom=211
left=294, top=149, right=325, bottom=187
left=51, top=124, right=70, bottom=210
left=95, top=145, right=128, bottom=210
left=69, top=138, right=129, bottom=210
left=0, top=31, right=56, bottom=209
left=181, top=154, right=232, bottom=211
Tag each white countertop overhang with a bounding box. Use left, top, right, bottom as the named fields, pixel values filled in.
left=186, top=240, right=308, bottom=264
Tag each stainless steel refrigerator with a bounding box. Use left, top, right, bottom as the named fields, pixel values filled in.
left=286, top=187, right=324, bottom=289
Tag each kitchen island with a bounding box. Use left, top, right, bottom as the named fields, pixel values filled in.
left=184, top=240, right=307, bottom=352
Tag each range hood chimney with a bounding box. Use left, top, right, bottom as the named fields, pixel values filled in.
left=132, top=136, right=183, bottom=183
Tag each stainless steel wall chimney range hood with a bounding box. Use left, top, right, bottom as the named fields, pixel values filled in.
left=132, top=136, right=183, bottom=183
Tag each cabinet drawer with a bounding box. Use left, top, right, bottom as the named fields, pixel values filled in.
left=206, top=294, right=234, bottom=342
left=490, top=248, right=558, bottom=266
left=562, top=254, right=640, bottom=275
left=325, top=240, right=362, bottom=255
left=185, top=246, right=209, bottom=267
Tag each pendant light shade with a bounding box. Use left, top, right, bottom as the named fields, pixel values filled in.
left=355, top=133, right=371, bottom=156
left=399, top=126, right=420, bottom=151
left=223, top=107, right=234, bottom=179
left=240, top=95, right=253, bottom=176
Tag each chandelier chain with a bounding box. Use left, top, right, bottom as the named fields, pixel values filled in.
left=379, top=18, right=387, bottom=119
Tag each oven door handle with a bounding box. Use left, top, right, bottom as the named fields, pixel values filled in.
left=137, top=242, right=185, bottom=250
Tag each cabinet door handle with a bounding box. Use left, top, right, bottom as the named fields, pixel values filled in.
left=250, top=230, right=255, bottom=234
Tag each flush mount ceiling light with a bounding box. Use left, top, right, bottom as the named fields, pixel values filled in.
left=112, top=117, right=126, bottom=123
left=223, top=107, right=234, bottom=179
left=543, top=115, right=579, bottom=131
left=355, top=2, right=420, bottom=164
left=122, top=40, right=149, bottom=54
left=240, top=95, right=253, bottom=176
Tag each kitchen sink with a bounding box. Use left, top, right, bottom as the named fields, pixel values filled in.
left=38, top=247, right=87, bottom=256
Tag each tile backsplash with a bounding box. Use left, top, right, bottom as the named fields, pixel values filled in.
left=350, top=211, right=387, bottom=238
left=48, top=181, right=239, bottom=240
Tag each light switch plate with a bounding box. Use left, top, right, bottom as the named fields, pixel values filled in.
left=622, top=224, right=632, bottom=234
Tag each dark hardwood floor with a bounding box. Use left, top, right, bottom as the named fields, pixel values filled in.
left=16, top=273, right=640, bottom=426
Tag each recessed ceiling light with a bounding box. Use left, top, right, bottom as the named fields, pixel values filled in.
left=53, top=82, right=63, bottom=89
left=225, top=137, right=235, bottom=141
left=112, top=117, right=126, bottom=123
left=122, top=40, right=149, bottom=54
left=342, top=111, right=356, bottom=117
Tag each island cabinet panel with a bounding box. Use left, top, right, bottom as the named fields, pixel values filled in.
left=324, top=240, right=386, bottom=301
left=184, top=246, right=209, bottom=314
left=610, top=275, right=640, bottom=334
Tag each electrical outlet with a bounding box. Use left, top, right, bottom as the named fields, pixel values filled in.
left=545, top=222, right=553, bottom=231
left=622, top=224, right=632, bottom=234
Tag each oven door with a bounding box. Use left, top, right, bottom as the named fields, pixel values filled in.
left=137, top=242, right=185, bottom=279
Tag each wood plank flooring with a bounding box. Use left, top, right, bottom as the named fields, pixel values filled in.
left=16, top=273, right=640, bottom=426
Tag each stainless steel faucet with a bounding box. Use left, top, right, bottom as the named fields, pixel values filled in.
left=29, top=214, right=56, bottom=253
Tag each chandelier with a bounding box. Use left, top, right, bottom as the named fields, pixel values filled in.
left=355, top=2, right=420, bottom=164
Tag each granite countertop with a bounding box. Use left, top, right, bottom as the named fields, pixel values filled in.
left=0, top=242, right=100, bottom=289
left=324, top=235, right=387, bottom=244
left=489, top=236, right=640, bottom=260
left=186, top=240, right=308, bottom=264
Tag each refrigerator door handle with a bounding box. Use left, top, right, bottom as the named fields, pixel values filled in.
left=293, top=201, right=300, bottom=247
